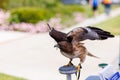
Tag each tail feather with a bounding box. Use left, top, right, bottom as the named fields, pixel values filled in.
left=87, top=52, right=100, bottom=59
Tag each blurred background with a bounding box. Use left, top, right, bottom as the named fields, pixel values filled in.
left=0, top=0, right=120, bottom=80
left=0, top=0, right=119, bottom=34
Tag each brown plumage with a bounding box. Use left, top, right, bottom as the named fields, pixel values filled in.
left=47, top=24, right=114, bottom=66
left=47, top=24, right=68, bottom=42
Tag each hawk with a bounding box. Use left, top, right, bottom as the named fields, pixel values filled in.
left=47, top=24, right=114, bottom=67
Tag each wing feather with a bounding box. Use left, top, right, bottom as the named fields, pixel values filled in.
left=49, top=28, right=67, bottom=42
left=85, top=26, right=114, bottom=40
left=47, top=23, right=67, bottom=42
left=67, top=26, right=114, bottom=42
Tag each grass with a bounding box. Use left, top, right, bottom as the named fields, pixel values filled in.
left=94, top=15, right=120, bottom=35
left=0, top=73, right=26, bottom=80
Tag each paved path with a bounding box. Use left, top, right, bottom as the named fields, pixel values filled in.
left=0, top=8, right=120, bottom=80
left=0, top=31, right=29, bottom=44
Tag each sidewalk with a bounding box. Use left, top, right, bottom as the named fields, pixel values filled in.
left=0, top=8, right=120, bottom=80
left=0, top=31, right=29, bottom=44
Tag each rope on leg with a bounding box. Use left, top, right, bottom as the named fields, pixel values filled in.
left=76, top=64, right=82, bottom=80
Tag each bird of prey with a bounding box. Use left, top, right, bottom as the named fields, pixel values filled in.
left=47, top=24, right=114, bottom=67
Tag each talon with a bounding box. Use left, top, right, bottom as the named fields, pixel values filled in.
left=76, top=64, right=82, bottom=80
left=64, top=58, right=74, bottom=66
left=76, top=64, right=82, bottom=71
left=79, top=63, right=82, bottom=69
left=76, top=65, right=80, bottom=72
left=64, top=62, right=73, bottom=66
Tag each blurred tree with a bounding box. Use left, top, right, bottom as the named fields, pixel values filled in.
left=0, top=0, right=8, bottom=8
left=2, top=0, right=58, bottom=9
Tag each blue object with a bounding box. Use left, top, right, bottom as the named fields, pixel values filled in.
left=108, top=72, right=120, bottom=80
left=105, top=4, right=111, bottom=15
left=85, top=75, right=100, bottom=80
left=59, top=66, right=77, bottom=74
left=59, top=66, right=77, bottom=80
left=93, top=0, right=99, bottom=7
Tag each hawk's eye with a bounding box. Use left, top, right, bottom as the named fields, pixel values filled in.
left=67, top=36, right=73, bottom=43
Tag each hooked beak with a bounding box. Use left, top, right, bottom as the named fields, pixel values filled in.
left=47, top=23, right=52, bottom=30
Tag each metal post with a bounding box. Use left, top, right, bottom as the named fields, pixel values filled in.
left=66, top=74, right=72, bottom=80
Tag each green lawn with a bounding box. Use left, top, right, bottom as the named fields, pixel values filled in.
left=94, top=15, right=120, bottom=35
left=0, top=73, right=26, bottom=80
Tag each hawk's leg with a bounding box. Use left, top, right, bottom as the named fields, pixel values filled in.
left=64, top=58, right=73, bottom=66
left=77, top=63, right=82, bottom=69
left=76, top=63, right=82, bottom=80
left=76, top=50, right=86, bottom=69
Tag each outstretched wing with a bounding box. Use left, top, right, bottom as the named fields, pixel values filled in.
left=67, top=26, right=114, bottom=42
left=47, top=23, right=67, bottom=42
left=49, top=28, right=67, bottom=42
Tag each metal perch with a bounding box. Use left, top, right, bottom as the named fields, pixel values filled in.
left=59, top=65, right=81, bottom=80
